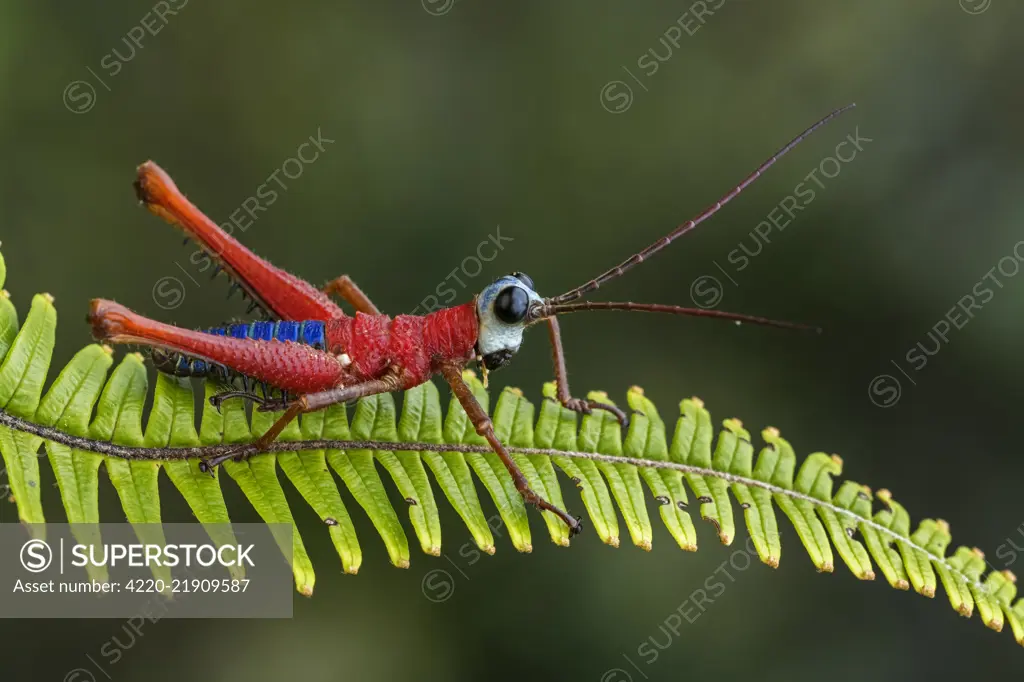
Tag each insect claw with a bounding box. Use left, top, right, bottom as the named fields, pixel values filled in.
left=182, top=237, right=190, bottom=246
left=211, top=265, right=222, bottom=279
left=227, top=282, right=241, bottom=299
left=246, top=301, right=259, bottom=314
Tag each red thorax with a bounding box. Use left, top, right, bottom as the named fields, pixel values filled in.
left=325, top=302, right=479, bottom=388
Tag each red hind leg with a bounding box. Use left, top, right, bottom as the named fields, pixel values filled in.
left=88, top=299, right=345, bottom=395
left=135, top=161, right=344, bottom=322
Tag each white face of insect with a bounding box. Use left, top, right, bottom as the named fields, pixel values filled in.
left=476, top=273, right=542, bottom=371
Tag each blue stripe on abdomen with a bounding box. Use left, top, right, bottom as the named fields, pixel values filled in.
left=275, top=321, right=299, bottom=343
left=157, top=320, right=328, bottom=380
left=250, top=321, right=275, bottom=341
left=201, top=320, right=325, bottom=346
left=301, top=321, right=325, bottom=349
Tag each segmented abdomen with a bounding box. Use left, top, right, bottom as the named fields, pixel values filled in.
left=152, top=320, right=327, bottom=380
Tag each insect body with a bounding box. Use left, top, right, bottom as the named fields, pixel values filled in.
left=89, top=104, right=854, bottom=537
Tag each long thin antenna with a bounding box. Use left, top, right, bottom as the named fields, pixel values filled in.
left=535, top=301, right=820, bottom=332
left=548, top=104, right=856, bottom=305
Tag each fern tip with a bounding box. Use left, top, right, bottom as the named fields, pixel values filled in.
left=606, top=536, right=621, bottom=548
left=895, top=579, right=911, bottom=591
left=101, top=344, right=114, bottom=356
left=0, top=289, right=8, bottom=300
left=819, top=562, right=834, bottom=573
left=957, top=603, right=973, bottom=617
left=936, top=518, right=950, bottom=534
left=690, top=396, right=705, bottom=409
left=637, top=539, right=653, bottom=551
left=971, top=546, right=986, bottom=559
left=484, top=545, right=496, bottom=555
left=1003, top=569, right=1017, bottom=584
left=426, top=546, right=441, bottom=557
left=763, top=426, right=780, bottom=439
left=42, top=292, right=55, bottom=304
left=396, top=559, right=411, bottom=569
left=985, top=618, right=1004, bottom=633
left=628, top=385, right=644, bottom=396
left=765, top=556, right=780, bottom=568
left=920, top=586, right=936, bottom=598
left=299, top=585, right=314, bottom=597
left=860, top=570, right=876, bottom=581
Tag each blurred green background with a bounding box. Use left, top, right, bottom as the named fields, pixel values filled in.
left=2, top=0, right=1023, bottom=679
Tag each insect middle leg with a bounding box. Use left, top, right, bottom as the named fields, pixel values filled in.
left=545, top=317, right=630, bottom=425
left=322, top=275, right=381, bottom=315
left=134, top=161, right=345, bottom=322
left=208, top=388, right=284, bottom=411
left=438, top=363, right=582, bottom=536
left=201, top=372, right=404, bottom=469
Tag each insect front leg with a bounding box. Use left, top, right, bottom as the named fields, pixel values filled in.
left=135, top=162, right=345, bottom=322
left=321, top=275, right=381, bottom=314
left=438, top=363, right=582, bottom=536
left=545, top=317, right=630, bottom=426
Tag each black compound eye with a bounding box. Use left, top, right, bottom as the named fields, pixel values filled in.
left=494, top=286, right=530, bottom=324
left=511, top=271, right=535, bottom=291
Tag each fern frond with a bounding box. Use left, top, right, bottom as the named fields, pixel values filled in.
left=0, top=248, right=1021, bottom=647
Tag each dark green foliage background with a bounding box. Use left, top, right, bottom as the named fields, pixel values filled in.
left=2, top=1, right=1022, bottom=679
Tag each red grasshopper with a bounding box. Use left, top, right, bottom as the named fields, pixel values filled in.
left=88, top=104, right=853, bottom=535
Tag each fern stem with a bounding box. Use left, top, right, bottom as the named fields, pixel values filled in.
left=0, top=408, right=995, bottom=603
